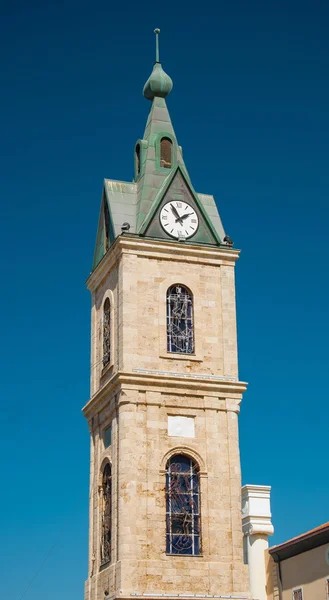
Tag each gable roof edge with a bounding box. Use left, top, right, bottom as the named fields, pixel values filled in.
left=138, top=165, right=222, bottom=244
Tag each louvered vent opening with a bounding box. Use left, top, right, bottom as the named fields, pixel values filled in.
left=135, top=143, right=141, bottom=175
left=160, top=137, right=172, bottom=168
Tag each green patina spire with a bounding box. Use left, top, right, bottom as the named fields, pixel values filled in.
left=91, top=29, right=226, bottom=270
left=143, top=29, right=173, bottom=100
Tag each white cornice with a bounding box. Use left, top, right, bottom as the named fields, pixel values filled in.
left=242, top=484, right=272, bottom=497
left=241, top=484, right=274, bottom=538
left=86, top=236, right=240, bottom=292
left=242, top=520, right=275, bottom=537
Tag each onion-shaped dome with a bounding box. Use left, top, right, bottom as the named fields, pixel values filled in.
left=143, top=62, right=173, bottom=100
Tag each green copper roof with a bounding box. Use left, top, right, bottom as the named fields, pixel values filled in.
left=143, top=62, right=173, bottom=100
left=91, top=30, right=228, bottom=272
left=135, top=96, right=190, bottom=230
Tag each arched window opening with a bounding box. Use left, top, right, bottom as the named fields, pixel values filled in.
left=166, top=285, right=194, bottom=354
left=166, top=454, right=201, bottom=555
left=101, top=463, right=112, bottom=565
left=160, top=137, right=172, bottom=168
left=103, top=298, right=111, bottom=367
left=135, top=143, right=141, bottom=176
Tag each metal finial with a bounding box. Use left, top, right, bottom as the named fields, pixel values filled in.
left=154, top=28, right=160, bottom=63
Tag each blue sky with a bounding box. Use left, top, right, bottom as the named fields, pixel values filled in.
left=1, top=0, right=329, bottom=598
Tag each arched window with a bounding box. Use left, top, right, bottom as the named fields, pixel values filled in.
left=135, top=143, right=141, bottom=176
left=167, top=285, right=194, bottom=354
left=166, top=454, right=201, bottom=555
left=160, top=137, right=172, bottom=168
left=103, top=298, right=111, bottom=367
left=101, top=463, right=112, bottom=565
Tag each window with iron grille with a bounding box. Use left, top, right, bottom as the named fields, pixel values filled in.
left=166, top=285, right=194, bottom=354
left=292, top=589, right=303, bottom=600
left=100, top=463, right=112, bottom=565
left=166, top=454, right=201, bottom=555
left=103, top=298, right=111, bottom=367
left=160, top=137, right=172, bottom=168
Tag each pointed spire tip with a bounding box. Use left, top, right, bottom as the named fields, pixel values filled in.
left=154, top=28, right=160, bottom=63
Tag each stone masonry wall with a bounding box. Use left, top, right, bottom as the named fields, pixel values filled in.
left=84, top=240, right=249, bottom=600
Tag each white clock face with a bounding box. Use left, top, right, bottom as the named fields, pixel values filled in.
left=159, top=201, right=199, bottom=239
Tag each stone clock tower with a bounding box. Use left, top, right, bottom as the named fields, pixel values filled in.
left=83, top=30, right=251, bottom=600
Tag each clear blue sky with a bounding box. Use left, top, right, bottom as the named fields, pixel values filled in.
left=1, top=0, right=328, bottom=598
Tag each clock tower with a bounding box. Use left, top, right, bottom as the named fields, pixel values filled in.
left=83, top=30, right=251, bottom=600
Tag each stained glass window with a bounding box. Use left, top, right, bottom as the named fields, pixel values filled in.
left=166, top=454, right=201, bottom=555
left=167, top=285, right=194, bottom=354
left=100, top=463, right=112, bottom=565
left=160, top=137, right=172, bottom=168
left=103, top=298, right=111, bottom=367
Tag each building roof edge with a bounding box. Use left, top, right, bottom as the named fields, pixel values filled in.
left=269, top=522, right=329, bottom=561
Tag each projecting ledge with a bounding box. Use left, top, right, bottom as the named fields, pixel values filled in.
left=82, top=370, right=248, bottom=419
left=129, top=595, right=250, bottom=600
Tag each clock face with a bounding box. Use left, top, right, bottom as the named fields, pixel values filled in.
left=159, top=201, right=199, bottom=239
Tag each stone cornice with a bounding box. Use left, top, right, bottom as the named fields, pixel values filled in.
left=102, top=595, right=250, bottom=600
left=82, top=370, right=248, bottom=420
left=86, top=235, right=240, bottom=292
left=129, top=595, right=250, bottom=600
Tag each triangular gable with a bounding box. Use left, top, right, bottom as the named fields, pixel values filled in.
left=139, top=166, right=222, bottom=245
left=92, top=188, right=116, bottom=270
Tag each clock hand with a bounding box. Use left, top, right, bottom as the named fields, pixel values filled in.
left=175, top=213, right=194, bottom=222
left=170, top=203, right=183, bottom=224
